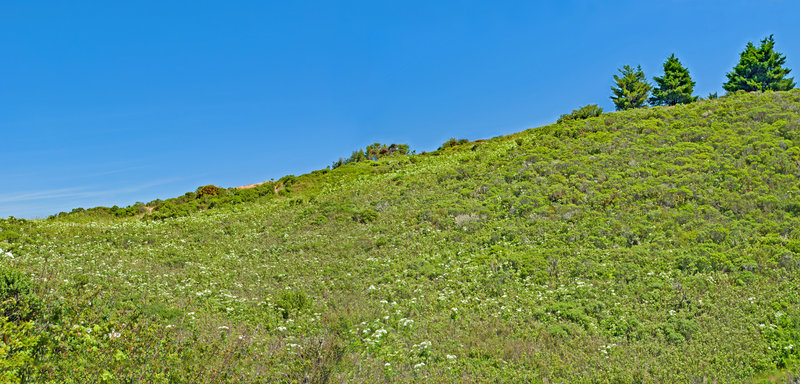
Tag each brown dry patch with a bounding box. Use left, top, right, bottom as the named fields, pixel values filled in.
left=235, top=181, right=268, bottom=190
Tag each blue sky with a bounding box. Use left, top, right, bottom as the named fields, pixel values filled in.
left=2, top=1, right=799, bottom=218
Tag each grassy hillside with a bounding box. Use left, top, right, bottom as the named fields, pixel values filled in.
left=2, top=90, right=800, bottom=383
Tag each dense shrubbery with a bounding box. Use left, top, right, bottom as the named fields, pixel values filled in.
left=51, top=205, right=141, bottom=219
left=0, top=267, right=42, bottom=322
left=0, top=266, right=49, bottom=382
left=332, top=143, right=410, bottom=169
left=365, top=143, right=409, bottom=160
left=353, top=208, right=379, bottom=223
left=14, top=91, right=800, bottom=382
left=275, top=290, right=311, bottom=319
left=438, top=137, right=469, bottom=150
left=51, top=181, right=282, bottom=221
left=557, top=104, right=603, bottom=123
left=196, top=184, right=221, bottom=198
left=0, top=217, right=26, bottom=245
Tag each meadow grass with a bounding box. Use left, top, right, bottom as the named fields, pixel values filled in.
left=2, top=90, right=800, bottom=382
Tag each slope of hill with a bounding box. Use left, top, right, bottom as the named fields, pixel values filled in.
left=2, top=90, right=800, bottom=382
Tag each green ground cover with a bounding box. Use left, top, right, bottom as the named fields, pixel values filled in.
left=2, top=90, right=800, bottom=382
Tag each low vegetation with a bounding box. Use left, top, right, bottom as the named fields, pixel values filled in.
left=331, top=143, right=410, bottom=169
left=2, top=90, right=800, bottom=382
left=438, top=137, right=469, bottom=150
left=556, top=104, right=603, bottom=124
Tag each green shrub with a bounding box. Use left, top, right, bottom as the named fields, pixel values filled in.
left=0, top=267, right=49, bottom=382
left=0, top=267, right=42, bottom=321
left=196, top=185, right=221, bottom=198
left=333, top=143, right=410, bottom=169
left=275, top=290, right=311, bottom=319
left=253, top=182, right=276, bottom=196
left=0, top=231, right=20, bottom=243
left=353, top=208, right=379, bottom=223
left=278, top=175, right=297, bottom=187
left=439, top=138, right=469, bottom=150
left=547, top=324, right=570, bottom=339
left=557, top=104, right=603, bottom=123
left=663, top=317, right=699, bottom=344
left=0, top=218, right=26, bottom=245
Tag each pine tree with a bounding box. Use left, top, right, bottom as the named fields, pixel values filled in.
left=723, top=35, right=795, bottom=93
left=610, top=65, right=652, bottom=111
left=650, top=54, right=697, bottom=106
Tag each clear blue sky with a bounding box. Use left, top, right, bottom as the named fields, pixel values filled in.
left=2, top=1, right=799, bottom=218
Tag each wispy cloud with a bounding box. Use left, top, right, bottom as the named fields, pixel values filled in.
left=0, top=177, right=186, bottom=204
left=82, top=165, right=147, bottom=178
left=0, top=187, right=90, bottom=204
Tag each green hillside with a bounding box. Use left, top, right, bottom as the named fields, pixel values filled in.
left=3, top=90, right=800, bottom=383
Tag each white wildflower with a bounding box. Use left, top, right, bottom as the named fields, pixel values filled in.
left=414, top=341, right=431, bottom=349
left=372, top=329, right=387, bottom=338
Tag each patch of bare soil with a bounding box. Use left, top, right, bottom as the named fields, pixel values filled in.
left=235, top=182, right=267, bottom=190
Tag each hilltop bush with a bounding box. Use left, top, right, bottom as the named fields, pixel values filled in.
left=332, top=149, right=367, bottom=169
left=557, top=104, right=603, bottom=123
left=366, top=143, right=409, bottom=160
left=332, top=143, right=410, bottom=169
left=196, top=184, right=221, bottom=198
left=439, top=137, right=469, bottom=150
left=278, top=175, right=297, bottom=187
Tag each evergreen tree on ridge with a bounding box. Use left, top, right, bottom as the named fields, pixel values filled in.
left=611, top=65, right=653, bottom=111
left=650, top=54, right=698, bottom=106
left=723, top=35, right=795, bottom=93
